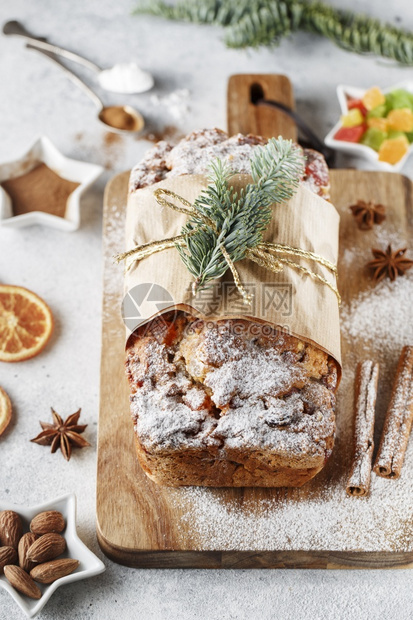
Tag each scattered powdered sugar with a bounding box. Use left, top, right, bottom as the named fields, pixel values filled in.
left=102, top=202, right=125, bottom=306
left=150, top=89, right=191, bottom=121
left=340, top=271, right=413, bottom=361
left=169, top=473, right=413, bottom=551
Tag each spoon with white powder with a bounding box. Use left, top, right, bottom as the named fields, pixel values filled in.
left=26, top=45, right=145, bottom=134
left=3, top=20, right=154, bottom=94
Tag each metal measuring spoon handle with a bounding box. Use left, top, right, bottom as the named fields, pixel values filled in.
left=26, top=44, right=104, bottom=111
left=3, top=20, right=102, bottom=73
left=25, top=45, right=145, bottom=134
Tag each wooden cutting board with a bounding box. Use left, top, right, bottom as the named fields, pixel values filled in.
left=96, top=75, right=413, bottom=568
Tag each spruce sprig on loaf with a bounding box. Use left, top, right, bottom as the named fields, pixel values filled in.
left=176, top=137, right=304, bottom=291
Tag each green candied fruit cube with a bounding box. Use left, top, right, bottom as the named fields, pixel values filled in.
left=367, top=104, right=387, bottom=119
left=385, top=89, right=413, bottom=111
left=360, top=127, right=387, bottom=151
left=387, top=130, right=406, bottom=140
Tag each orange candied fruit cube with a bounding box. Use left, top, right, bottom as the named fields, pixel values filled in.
left=378, top=136, right=410, bottom=164
left=386, top=108, right=413, bottom=132
left=362, top=87, right=386, bottom=111
left=367, top=117, right=388, bottom=132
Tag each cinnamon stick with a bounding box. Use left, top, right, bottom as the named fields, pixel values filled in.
left=346, top=360, right=379, bottom=497
left=373, top=346, right=413, bottom=479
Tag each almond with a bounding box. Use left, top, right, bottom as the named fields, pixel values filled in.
left=27, top=532, right=66, bottom=563
left=0, top=546, right=18, bottom=574
left=30, top=558, right=79, bottom=584
left=4, top=564, right=42, bottom=599
left=30, top=511, right=65, bottom=535
left=0, top=510, right=23, bottom=549
left=18, top=532, right=38, bottom=572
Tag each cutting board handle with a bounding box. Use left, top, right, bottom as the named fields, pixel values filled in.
left=227, top=74, right=297, bottom=141
left=227, top=73, right=335, bottom=166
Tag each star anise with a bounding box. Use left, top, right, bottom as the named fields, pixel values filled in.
left=30, top=408, right=90, bottom=461
left=367, top=245, right=413, bottom=282
left=350, top=200, right=386, bottom=230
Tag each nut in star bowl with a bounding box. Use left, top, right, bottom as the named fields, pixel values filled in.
left=325, top=81, right=413, bottom=172
left=0, top=494, right=105, bottom=618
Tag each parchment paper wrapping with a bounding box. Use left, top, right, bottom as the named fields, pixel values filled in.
left=123, top=173, right=341, bottom=367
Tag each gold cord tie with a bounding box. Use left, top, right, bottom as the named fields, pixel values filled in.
left=115, top=187, right=340, bottom=305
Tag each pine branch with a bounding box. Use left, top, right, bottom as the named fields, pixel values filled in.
left=134, top=0, right=268, bottom=26
left=134, top=0, right=413, bottom=64
left=299, top=3, right=413, bottom=64
left=176, top=138, right=304, bottom=290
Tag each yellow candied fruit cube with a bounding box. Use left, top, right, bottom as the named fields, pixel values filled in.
left=341, top=108, right=364, bottom=127
left=378, top=136, right=410, bottom=164
left=386, top=107, right=413, bottom=132
left=367, top=117, right=388, bottom=132
left=362, top=87, right=386, bottom=111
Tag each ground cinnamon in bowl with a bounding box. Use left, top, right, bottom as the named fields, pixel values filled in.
left=1, top=163, right=79, bottom=218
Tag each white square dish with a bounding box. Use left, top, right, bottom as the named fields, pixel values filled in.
left=0, top=136, right=103, bottom=230
left=0, top=493, right=105, bottom=618
left=324, top=81, right=413, bottom=172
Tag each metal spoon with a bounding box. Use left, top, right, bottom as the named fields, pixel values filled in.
left=25, top=45, right=145, bottom=135
left=3, top=20, right=154, bottom=94
left=3, top=21, right=102, bottom=71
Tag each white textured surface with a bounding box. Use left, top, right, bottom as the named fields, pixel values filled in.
left=1, top=1, right=413, bottom=618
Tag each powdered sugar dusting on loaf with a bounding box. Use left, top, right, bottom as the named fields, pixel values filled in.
left=133, top=389, right=216, bottom=450
left=165, top=130, right=263, bottom=177
left=127, top=317, right=335, bottom=455
left=204, top=351, right=305, bottom=407
left=129, top=128, right=330, bottom=199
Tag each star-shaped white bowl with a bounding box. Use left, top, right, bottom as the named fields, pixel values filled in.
left=0, top=136, right=103, bottom=230
left=0, top=494, right=105, bottom=618
left=325, top=80, right=413, bottom=172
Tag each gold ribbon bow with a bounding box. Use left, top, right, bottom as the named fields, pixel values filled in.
left=115, top=188, right=340, bottom=305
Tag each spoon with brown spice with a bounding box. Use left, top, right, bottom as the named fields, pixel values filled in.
left=26, top=45, right=145, bottom=134
left=4, top=20, right=154, bottom=94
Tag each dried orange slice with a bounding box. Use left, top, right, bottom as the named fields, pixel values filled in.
left=0, top=386, right=12, bottom=436
left=0, top=285, right=54, bottom=362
